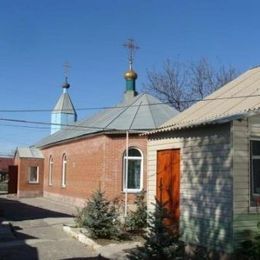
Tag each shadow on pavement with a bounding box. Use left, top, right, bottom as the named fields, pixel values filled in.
left=0, top=197, right=72, bottom=221
left=0, top=197, right=75, bottom=260
left=11, top=225, right=38, bottom=240
left=0, top=243, right=39, bottom=260
left=0, top=197, right=104, bottom=259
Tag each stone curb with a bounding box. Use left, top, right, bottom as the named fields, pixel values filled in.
left=63, top=225, right=143, bottom=259
left=96, top=241, right=142, bottom=259
left=63, top=225, right=102, bottom=250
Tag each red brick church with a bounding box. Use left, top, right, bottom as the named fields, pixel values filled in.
left=12, top=43, right=178, bottom=207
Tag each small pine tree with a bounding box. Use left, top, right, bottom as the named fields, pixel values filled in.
left=237, top=198, right=260, bottom=259
left=126, top=190, right=147, bottom=233
left=237, top=221, right=260, bottom=259
left=79, top=189, right=120, bottom=239
left=74, top=206, right=87, bottom=228
left=128, top=198, right=184, bottom=259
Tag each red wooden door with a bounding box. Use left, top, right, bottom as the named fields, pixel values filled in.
left=8, top=165, right=18, bottom=194
left=156, top=149, right=180, bottom=229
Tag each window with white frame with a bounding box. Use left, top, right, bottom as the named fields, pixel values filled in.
left=28, top=166, right=39, bottom=183
left=251, top=140, right=260, bottom=195
left=48, top=156, right=53, bottom=186
left=61, top=154, right=67, bottom=188
left=123, top=148, right=143, bottom=192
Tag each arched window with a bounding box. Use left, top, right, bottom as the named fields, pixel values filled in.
left=123, top=148, right=143, bottom=192
left=48, top=156, right=53, bottom=186
left=61, top=154, right=67, bottom=188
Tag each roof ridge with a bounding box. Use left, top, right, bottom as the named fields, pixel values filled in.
left=103, top=94, right=144, bottom=129
left=144, top=94, right=156, bottom=128
left=65, top=93, right=77, bottom=114
left=129, top=101, right=143, bottom=130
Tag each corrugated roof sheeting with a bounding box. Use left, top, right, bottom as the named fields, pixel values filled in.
left=153, top=67, right=260, bottom=133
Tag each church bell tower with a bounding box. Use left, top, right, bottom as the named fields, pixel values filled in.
left=51, top=64, right=77, bottom=134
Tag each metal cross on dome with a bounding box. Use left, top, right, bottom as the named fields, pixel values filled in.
left=63, top=61, right=71, bottom=81
left=123, top=39, right=139, bottom=70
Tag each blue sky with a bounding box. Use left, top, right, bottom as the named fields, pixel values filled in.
left=0, top=0, right=259, bottom=155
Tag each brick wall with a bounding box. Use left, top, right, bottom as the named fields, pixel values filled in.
left=15, top=156, right=44, bottom=197
left=0, top=157, right=14, bottom=172
left=41, top=133, right=147, bottom=207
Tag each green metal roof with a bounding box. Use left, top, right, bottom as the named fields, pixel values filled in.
left=36, top=93, right=178, bottom=148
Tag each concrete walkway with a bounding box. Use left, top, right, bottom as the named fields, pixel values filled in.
left=0, top=195, right=104, bottom=260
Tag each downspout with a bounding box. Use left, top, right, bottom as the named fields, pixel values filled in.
left=124, top=130, right=129, bottom=217
left=124, top=101, right=142, bottom=217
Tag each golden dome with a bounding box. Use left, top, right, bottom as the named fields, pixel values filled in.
left=124, top=69, right=138, bottom=80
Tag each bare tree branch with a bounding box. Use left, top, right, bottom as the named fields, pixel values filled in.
left=215, top=65, right=238, bottom=89
left=144, top=60, right=191, bottom=111
left=143, top=58, right=239, bottom=112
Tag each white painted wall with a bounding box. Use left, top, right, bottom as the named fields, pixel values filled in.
left=233, top=115, right=260, bottom=245
left=147, top=123, right=233, bottom=251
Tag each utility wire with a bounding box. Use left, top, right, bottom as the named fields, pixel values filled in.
left=0, top=117, right=116, bottom=131
left=0, top=122, right=128, bottom=132
left=1, top=93, right=260, bottom=131
left=1, top=94, right=260, bottom=113
left=0, top=123, right=49, bottom=130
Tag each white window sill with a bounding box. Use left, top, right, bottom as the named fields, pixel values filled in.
left=123, top=189, right=142, bottom=193
left=28, top=181, right=39, bottom=184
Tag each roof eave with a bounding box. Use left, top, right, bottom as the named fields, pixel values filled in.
left=145, top=113, right=249, bottom=136
left=37, top=128, right=155, bottom=149
left=37, top=130, right=107, bottom=149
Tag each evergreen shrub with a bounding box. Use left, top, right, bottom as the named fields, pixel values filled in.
left=75, top=189, right=120, bottom=239
left=128, top=198, right=184, bottom=259
left=125, top=190, right=147, bottom=233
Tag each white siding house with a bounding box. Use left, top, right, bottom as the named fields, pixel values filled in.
left=147, top=67, right=260, bottom=252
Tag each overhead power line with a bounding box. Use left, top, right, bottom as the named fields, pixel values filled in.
left=0, top=94, right=260, bottom=113
left=0, top=123, right=49, bottom=130
left=0, top=117, right=116, bottom=131
left=0, top=122, right=112, bottom=132
left=1, top=93, right=260, bottom=132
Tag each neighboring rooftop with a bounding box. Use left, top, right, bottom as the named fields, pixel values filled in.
left=36, top=93, right=178, bottom=148
left=151, top=66, right=260, bottom=133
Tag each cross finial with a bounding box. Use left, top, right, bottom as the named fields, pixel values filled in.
left=63, top=61, right=71, bottom=83
left=62, top=61, right=71, bottom=89
left=123, top=39, right=139, bottom=70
